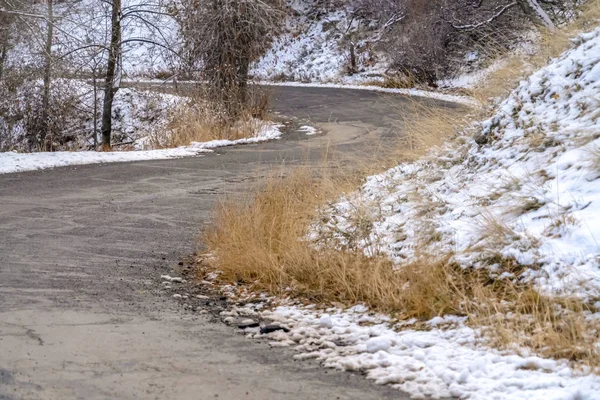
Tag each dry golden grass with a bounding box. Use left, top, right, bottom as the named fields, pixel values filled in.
left=147, top=88, right=272, bottom=149
left=474, top=286, right=600, bottom=367
left=201, top=164, right=600, bottom=367
left=391, top=100, right=478, bottom=163
left=586, top=145, right=600, bottom=172
left=472, top=0, right=600, bottom=102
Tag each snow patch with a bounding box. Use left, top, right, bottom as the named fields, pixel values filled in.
left=0, top=122, right=284, bottom=174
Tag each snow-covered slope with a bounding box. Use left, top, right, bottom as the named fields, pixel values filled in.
left=0, top=79, right=182, bottom=151
left=324, top=27, right=600, bottom=299
left=4, top=0, right=178, bottom=78
left=251, top=0, right=386, bottom=84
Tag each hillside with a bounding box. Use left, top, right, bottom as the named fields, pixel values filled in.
left=203, top=21, right=600, bottom=400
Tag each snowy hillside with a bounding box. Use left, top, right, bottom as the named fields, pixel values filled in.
left=0, top=79, right=181, bottom=151
left=251, top=0, right=387, bottom=84
left=324, top=27, right=600, bottom=299
left=3, top=0, right=178, bottom=77
left=221, top=25, right=600, bottom=400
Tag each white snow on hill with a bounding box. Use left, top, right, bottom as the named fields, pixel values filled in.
left=251, top=0, right=386, bottom=84
left=324, top=27, right=600, bottom=299
left=4, top=0, right=178, bottom=77
left=232, top=26, right=600, bottom=400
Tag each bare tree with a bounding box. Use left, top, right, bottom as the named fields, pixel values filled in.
left=101, top=0, right=121, bottom=151
left=178, top=0, right=284, bottom=119
left=40, top=0, right=54, bottom=150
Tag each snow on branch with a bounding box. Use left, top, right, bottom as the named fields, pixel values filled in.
left=451, top=1, right=518, bottom=30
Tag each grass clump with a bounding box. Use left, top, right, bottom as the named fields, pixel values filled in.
left=201, top=170, right=599, bottom=367
left=147, top=88, right=271, bottom=149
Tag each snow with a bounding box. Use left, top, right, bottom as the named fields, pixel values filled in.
left=439, top=60, right=506, bottom=90
left=0, top=122, right=283, bottom=174
left=251, top=1, right=387, bottom=84
left=0, top=79, right=183, bottom=151
left=236, top=302, right=600, bottom=400
left=318, top=27, right=600, bottom=299
left=299, top=125, right=318, bottom=136
left=4, top=0, right=178, bottom=78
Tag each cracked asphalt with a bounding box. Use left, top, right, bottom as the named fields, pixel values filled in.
left=0, top=86, right=458, bottom=400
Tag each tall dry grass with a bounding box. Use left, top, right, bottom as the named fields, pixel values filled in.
left=147, top=87, right=272, bottom=149
left=471, top=0, right=600, bottom=102
left=202, top=169, right=600, bottom=366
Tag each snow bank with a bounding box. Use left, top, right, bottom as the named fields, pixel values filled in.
left=245, top=304, right=600, bottom=400
left=0, top=123, right=283, bottom=174
left=320, top=27, right=600, bottom=299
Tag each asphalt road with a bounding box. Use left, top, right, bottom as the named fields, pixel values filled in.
left=0, top=86, right=458, bottom=400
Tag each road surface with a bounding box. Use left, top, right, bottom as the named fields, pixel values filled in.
left=0, top=86, right=457, bottom=400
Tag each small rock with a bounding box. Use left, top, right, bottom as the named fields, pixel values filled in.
left=223, top=317, right=235, bottom=324
left=237, top=319, right=259, bottom=329
left=170, top=277, right=183, bottom=283
left=196, top=295, right=209, bottom=300
left=182, top=295, right=189, bottom=300
left=260, top=324, right=290, bottom=334
left=173, top=294, right=182, bottom=299
left=220, top=310, right=237, bottom=317
left=474, top=133, right=490, bottom=145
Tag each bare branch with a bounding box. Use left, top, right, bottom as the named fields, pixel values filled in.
left=451, top=1, right=518, bottom=30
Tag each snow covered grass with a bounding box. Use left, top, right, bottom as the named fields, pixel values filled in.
left=311, top=25, right=600, bottom=362
left=244, top=302, right=600, bottom=400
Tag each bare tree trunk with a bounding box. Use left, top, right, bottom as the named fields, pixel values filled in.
left=92, top=70, right=98, bottom=149
left=0, top=35, right=7, bottom=82
left=349, top=41, right=357, bottom=74
left=101, top=0, right=121, bottom=151
left=517, top=0, right=556, bottom=30
left=41, top=0, right=54, bottom=151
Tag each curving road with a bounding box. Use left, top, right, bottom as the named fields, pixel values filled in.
left=0, top=86, right=458, bottom=400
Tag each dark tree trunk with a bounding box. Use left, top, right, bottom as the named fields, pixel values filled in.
left=0, top=38, right=7, bottom=82
left=236, top=53, right=249, bottom=107
left=349, top=41, right=357, bottom=74
left=101, top=0, right=122, bottom=151
left=92, top=70, right=98, bottom=149
left=41, top=0, right=54, bottom=151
